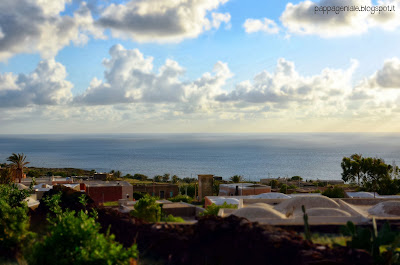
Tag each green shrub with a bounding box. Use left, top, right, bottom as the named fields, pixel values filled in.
left=279, top=184, right=288, bottom=194
left=0, top=184, right=31, bottom=207
left=162, top=214, right=184, bottom=222
left=0, top=198, right=32, bottom=258
left=315, top=181, right=327, bottom=187
left=168, top=194, right=192, bottom=203
left=133, top=173, right=148, bottom=181
left=179, top=184, right=196, bottom=198
left=27, top=194, right=138, bottom=265
left=199, top=202, right=237, bottom=217
left=322, top=186, right=346, bottom=198
left=130, top=194, right=161, bottom=222
left=269, top=179, right=279, bottom=189
left=291, top=176, right=303, bottom=181
left=288, top=184, right=297, bottom=190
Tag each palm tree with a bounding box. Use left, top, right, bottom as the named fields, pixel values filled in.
left=114, top=170, right=122, bottom=179
left=230, top=175, right=243, bottom=183
left=7, top=153, right=29, bottom=183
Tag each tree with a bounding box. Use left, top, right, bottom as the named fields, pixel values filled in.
left=182, top=177, right=196, bottom=183
left=171, top=175, right=179, bottom=184
left=7, top=153, right=29, bottom=183
left=341, top=154, right=365, bottom=185
left=229, top=175, right=243, bottom=183
left=114, top=170, right=121, bottom=179
left=153, top=175, right=162, bottom=182
left=179, top=183, right=196, bottom=198
left=364, top=157, right=391, bottom=197
left=130, top=194, right=161, bottom=222
left=0, top=184, right=33, bottom=258
left=162, top=173, right=170, bottom=182
left=0, top=197, right=32, bottom=258
left=322, top=186, right=345, bottom=198
left=133, top=173, right=148, bottom=181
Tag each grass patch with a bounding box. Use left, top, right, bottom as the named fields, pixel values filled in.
left=303, top=233, right=350, bottom=247
left=102, top=201, right=119, bottom=207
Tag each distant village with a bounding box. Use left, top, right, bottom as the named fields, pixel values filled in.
left=3, top=153, right=400, bottom=264
left=2, top=162, right=400, bottom=224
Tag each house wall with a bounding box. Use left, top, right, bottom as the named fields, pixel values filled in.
left=219, top=185, right=271, bottom=196
left=133, top=184, right=179, bottom=199
left=86, top=186, right=123, bottom=205
left=198, top=175, right=214, bottom=199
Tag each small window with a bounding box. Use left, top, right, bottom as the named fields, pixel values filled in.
left=152, top=192, right=155, bottom=196
left=170, top=191, right=173, bottom=198
left=160, top=190, right=165, bottom=199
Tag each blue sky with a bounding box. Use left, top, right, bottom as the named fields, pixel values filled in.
left=1, top=0, right=400, bottom=133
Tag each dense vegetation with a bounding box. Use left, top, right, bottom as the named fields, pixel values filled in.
left=0, top=184, right=138, bottom=264
left=341, top=154, right=400, bottom=195
left=200, top=202, right=238, bottom=216
left=130, top=194, right=184, bottom=222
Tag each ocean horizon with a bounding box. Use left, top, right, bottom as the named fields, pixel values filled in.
left=1, top=133, right=400, bottom=181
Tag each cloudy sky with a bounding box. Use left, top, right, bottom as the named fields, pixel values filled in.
left=1, top=0, right=400, bottom=133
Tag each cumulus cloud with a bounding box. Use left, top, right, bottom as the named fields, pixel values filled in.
left=280, top=0, right=400, bottom=37
left=364, top=58, right=400, bottom=88
left=0, top=59, right=73, bottom=107
left=75, top=44, right=232, bottom=105
left=0, top=0, right=103, bottom=61
left=216, top=58, right=357, bottom=108
left=243, top=18, right=280, bottom=34
left=97, top=0, right=230, bottom=42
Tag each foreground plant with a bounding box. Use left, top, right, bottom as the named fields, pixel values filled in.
left=28, top=193, right=138, bottom=265
left=0, top=184, right=33, bottom=259
left=200, top=202, right=237, bottom=217
left=341, top=219, right=400, bottom=265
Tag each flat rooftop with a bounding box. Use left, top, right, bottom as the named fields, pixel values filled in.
left=83, top=181, right=132, bottom=187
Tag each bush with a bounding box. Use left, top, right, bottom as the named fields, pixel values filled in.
left=130, top=194, right=161, bottom=222
left=291, top=176, right=303, bottom=181
left=269, top=179, right=279, bottom=189
left=162, top=214, right=184, bottom=222
left=199, top=202, right=237, bottom=217
left=133, top=173, right=148, bottom=181
left=27, top=194, right=138, bottom=265
left=322, top=186, right=346, bottom=198
left=314, top=181, right=327, bottom=187
left=179, top=184, right=196, bottom=198
left=0, top=183, right=31, bottom=208
left=39, top=185, right=94, bottom=213
left=168, top=194, right=192, bottom=203
left=0, top=198, right=32, bottom=258
left=279, top=184, right=288, bottom=194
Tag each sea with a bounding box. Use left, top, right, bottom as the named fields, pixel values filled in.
left=0, top=133, right=399, bottom=181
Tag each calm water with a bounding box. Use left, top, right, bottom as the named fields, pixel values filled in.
left=0, top=133, right=399, bottom=181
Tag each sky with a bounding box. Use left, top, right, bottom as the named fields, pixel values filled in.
left=0, top=0, right=400, bottom=133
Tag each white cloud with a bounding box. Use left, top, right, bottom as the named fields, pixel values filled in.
left=364, top=58, right=400, bottom=88
left=0, top=0, right=104, bottom=61
left=75, top=44, right=232, bottom=106
left=280, top=0, right=400, bottom=38
left=212, top=12, right=231, bottom=29
left=243, top=18, right=280, bottom=34
left=0, top=59, right=73, bottom=107
left=97, top=0, right=230, bottom=42
left=216, top=58, right=356, bottom=109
